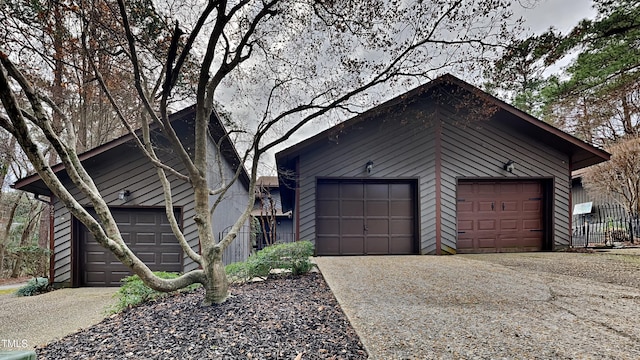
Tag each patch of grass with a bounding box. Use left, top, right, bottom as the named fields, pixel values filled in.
left=226, top=241, right=315, bottom=283
left=15, top=277, right=50, bottom=296
left=0, top=288, right=16, bottom=295
left=109, top=272, right=201, bottom=314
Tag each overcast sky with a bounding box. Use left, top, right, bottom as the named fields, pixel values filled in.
left=257, top=0, right=600, bottom=175
left=519, top=0, right=596, bottom=34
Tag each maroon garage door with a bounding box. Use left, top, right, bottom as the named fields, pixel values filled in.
left=316, top=180, right=416, bottom=255
left=79, top=208, right=183, bottom=286
left=456, top=180, right=544, bottom=253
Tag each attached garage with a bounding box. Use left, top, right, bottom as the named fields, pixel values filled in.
left=315, top=180, right=417, bottom=255
left=78, top=208, right=183, bottom=286
left=456, top=180, right=546, bottom=253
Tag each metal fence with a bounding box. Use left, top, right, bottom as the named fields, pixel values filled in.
left=572, top=204, right=640, bottom=247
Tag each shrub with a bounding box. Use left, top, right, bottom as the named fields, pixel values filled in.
left=110, top=271, right=201, bottom=313
left=225, top=241, right=315, bottom=283
left=15, top=277, right=50, bottom=296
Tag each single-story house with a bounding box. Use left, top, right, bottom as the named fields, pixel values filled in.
left=13, top=106, right=251, bottom=286
left=275, top=74, right=611, bottom=255
left=252, top=176, right=294, bottom=248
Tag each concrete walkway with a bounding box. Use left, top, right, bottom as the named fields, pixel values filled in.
left=315, top=255, right=640, bottom=359
left=0, top=287, right=117, bottom=351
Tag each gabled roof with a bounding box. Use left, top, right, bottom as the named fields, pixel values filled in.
left=12, top=106, right=250, bottom=195
left=275, top=73, right=611, bottom=210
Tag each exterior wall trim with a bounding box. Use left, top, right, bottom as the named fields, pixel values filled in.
left=435, top=114, right=442, bottom=255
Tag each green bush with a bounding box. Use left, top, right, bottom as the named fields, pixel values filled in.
left=225, top=241, right=315, bottom=283
left=110, top=272, right=201, bottom=314
left=15, top=277, right=50, bottom=296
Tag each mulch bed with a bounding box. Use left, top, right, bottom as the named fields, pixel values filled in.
left=36, top=273, right=367, bottom=359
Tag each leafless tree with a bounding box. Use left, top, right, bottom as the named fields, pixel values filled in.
left=0, top=0, right=522, bottom=304
left=583, top=136, right=640, bottom=216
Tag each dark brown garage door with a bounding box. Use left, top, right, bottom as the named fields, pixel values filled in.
left=316, top=180, right=416, bottom=255
left=79, top=208, right=183, bottom=286
left=456, top=180, right=544, bottom=253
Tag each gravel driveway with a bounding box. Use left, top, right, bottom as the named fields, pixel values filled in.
left=0, top=287, right=117, bottom=351
left=316, top=251, right=640, bottom=359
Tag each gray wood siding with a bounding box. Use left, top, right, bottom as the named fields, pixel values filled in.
left=439, top=106, right=571, bottom=251
left=52, top=137, right=250, bottom=285
left=297, top=114, right=437, bottom=254
left=207, top=136, right=251, bottom=265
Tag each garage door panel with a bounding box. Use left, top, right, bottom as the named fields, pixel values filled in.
left=137, top=252, right=157, bottom=263
left=366, top=237, right=389, bottom=254
left=390, top=237, right=414, bottom=254
left=500, top=219, right=518, bottom=231
left=391, top=200, right=412, bottom=216
left=522, top=182, right=542, bottom=193
left=457, top=180, right=544, bottom=253
left=457, top=201, right=473, bottom=212
left=342, top=219, right=364, bottom=235
left=478, top=183, right=497, bottom=194
left=317, top=200, right=339, bottom=216
left=500, top=183, right=519, bottom=193
left=478, top=201, right=494, bottom=212
left=316, top=181, right=416, bottom=255
left=317, top=219, right=340, bottom=234
left=367, top=219, right=389, bottom=234
left=317, top=183, right=340, bottom=198
left=341, top=183, right=363, bottom=198
left=501, top=201, right=518, bottom=212
left=391, top=219, right=413, bottom=234
left=523, top=200, right=541, bottom=212
left=368, top=201, right=389, bottom=216
left=457, top=237, right=474, bottom=250
left=479, top=237, right=497, bottom=248
left=317, top=236, right=340, bottom=255
left=161, top=253, right=182, bottom=264
left=135, top=233, right=157, bottom=245
left=80, top=208, right=182, bottom=286
left=366, top=184, right=389, bottom=199
left=135, top=213, right=157, bottom=225
left=341, top=236, right=365, bottom=254
left=458, top=220, right=474, bottom=231
left=113, top=212, right=131, bottom=224
left=161, top=233, right=178, bottom=245
left=390, top=184, right=412, bottom=198
left=478, top=219, right=496, bottom=230
left=342, top=200, right=364, bottom=216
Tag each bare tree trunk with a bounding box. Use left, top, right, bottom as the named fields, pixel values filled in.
left=10, top=202, right=40, bottom=278
left=202, top=249, right=228, bottom=305
left=37, top=205, right=50, bottom=249
left=0, top=196, right=22, bottom=277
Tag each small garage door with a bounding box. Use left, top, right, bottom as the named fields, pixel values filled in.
left=80, top=208, right=183, bottom=286
left=316, top=180, right=416, bottom=255
left=457, top=180, right=544, bottom=253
